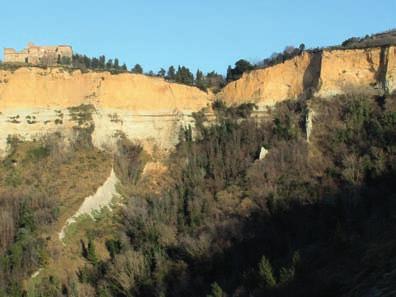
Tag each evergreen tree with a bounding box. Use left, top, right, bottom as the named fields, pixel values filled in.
left=207, top=282, right=224, bottom=297
left=83, top=55, right=91, bottom=68
left=121, top=63, right=127, bottom=71
left=131, top=64, right=143, bottom=74
left=226, top=65, right=233, bottom=82
left=258, top=255, right=276, bottom=288
left=195, top=69, right=207, bottom=91
left=98, top=55, right=106, bottom=69
left=167, top=66, right=176, bottom=80
left=87, top=239, right=98, bottom=265
left=226, top=59, right=254, bottom=82
left=91, top=57, right=99, bottom=69
left=175, top=66, right=194, bottom=85
left=158, top=68, right=166, bottom=77
left=114, top=58, right=120, bottom=70
left=106, top=59, right=113, bottom=70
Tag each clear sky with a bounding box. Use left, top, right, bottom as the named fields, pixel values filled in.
left=0, top=0, right=395, bottom=74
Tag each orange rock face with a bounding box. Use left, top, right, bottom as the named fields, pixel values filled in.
left=218, top=52, right=320, bottom=106
left=0, top=68, right=210, bottom=112
left=317, top=48, right=382, bottom=97
left=386, top=46, right=396, bottom=93
left=219, top=46, right=396, bottom=106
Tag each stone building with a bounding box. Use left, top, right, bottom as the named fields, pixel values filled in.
left=3, top=43, right=73, bottom=65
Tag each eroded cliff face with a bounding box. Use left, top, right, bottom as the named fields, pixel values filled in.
left=2, top=46, right=396, bottom=156
left=219, top=46, right=396, bottom=105
left=218, top=52, right=321, bottom=106
left=0, top=68, right=211, bottom=155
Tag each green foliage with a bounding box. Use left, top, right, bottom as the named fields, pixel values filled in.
left=72, top=54, right=127, bottom=72
left=28, top=276, right=62, bottom=297
left=26, top=146, right=50, bottom=161
left=131, top=64, right=143, bottom=74
left=258, top=256, right=277, bottom=288
left=175, top=65, right=194, bottom=85
left=5, top=95, right=396, bottom=297
left=226, top=59, right=254, bottom=82
left=87, top=239, right=98, bottom=265
left=105, top=239, right=122, bottom=259
left=207, top=282, right=224, bottom=297
left=114, top=137, right=147, bottom=184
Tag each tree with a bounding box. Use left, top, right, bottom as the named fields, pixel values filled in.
left=83, top=55, right=91, bottom=68
left=207, top=282, right=224, bottom=297
left=121, top=63, right=127, bottom=71
left=175, top=66, right=194, bottom=85
left=195, top=69, right=207, bottom=91
left=234, top=59, right=253, bottom=74
left=258, top=255, right=276, bottom=288
left=226, top=60, right=253, bottom=82
left=167, top=66, right=176, bottom=80
left=226, top=65, right=233, bottom=82
left=106, top=59, right=113, bottom=70
left=87, top=239, right=98, bottom=265
left=99, top=55, right=106, bottom=69
left=158, top=68, right=166, bottom=77
left=91, top=57, right=99, bottom=69
left=131, top=64, right=143, bottom=74
left=114, top=58, right=120, bottom=70
left=206, top=71, right=225, bottom=91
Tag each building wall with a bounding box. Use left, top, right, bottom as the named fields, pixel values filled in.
left=3, top=44, right=73, bottom=65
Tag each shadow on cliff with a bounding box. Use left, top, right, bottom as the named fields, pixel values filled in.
left=301, top=52, right=322, bottom=100
left=164, top=169, right=396, bottom=297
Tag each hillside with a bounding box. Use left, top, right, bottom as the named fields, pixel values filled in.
left=0, top=36, right=395, bottom=297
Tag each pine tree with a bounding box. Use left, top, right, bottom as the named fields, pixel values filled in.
left=131, top=64, right=143, bottom=74
left=258, top=255, right=276, bottom=288
left=114, top=58, right=120, bottom=70
left=158, top=68, right=166, bottom=77
left=99, top=55, right=106, bottom=69
left=106, top=59, right=113, bottom=69
left=207, top=282, right=224, bottom=297
left=167, top=66, right=176, bottom=80
left=87, top=239, right=98, bottom=264
left=226, top=65, right=233, bottom=82
left=91, top=57, right=99, bottom=69
left=195, top=69, right=207, bottom=90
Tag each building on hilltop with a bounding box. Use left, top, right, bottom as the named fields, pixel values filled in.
left=3, top=42, right=73, bottom=65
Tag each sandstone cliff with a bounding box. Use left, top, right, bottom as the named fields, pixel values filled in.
left=0, top=67, right=209, bottom=111
left=0, top=68, right=211, bottom=155
left=2, top=45, right=396, bottom=156
left=219, top=46, right=396, bottom=105
left=218, top=52, right=321, bottom=106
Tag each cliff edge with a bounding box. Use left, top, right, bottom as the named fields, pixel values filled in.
left=219, top=46, right=396, bottom=105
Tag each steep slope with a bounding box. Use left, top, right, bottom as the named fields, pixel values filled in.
left=219, top=46, right=396, bottom=105
left=218, top=52, right=320, bottom=106
left=0, top=68, right=209, bottom=110
left=0, top=68, right=211, bottom=155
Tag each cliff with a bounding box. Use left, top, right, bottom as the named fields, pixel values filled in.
left=2, top=45, right=396, bottom=156
left=0, top=67, right=209, bottom=110
left=0, top=68, right=211, bottom=155
left=219, top=46, right=396, bottom=105
left=218, top=52, right=321, bottom=106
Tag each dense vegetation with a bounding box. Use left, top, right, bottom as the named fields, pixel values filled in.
left=9, top=94, right=394, bottom=296
left=0, top=133, right=111, bottom=297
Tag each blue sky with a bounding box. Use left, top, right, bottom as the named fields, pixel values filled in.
left=0, top=0, right=395, bottom=74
